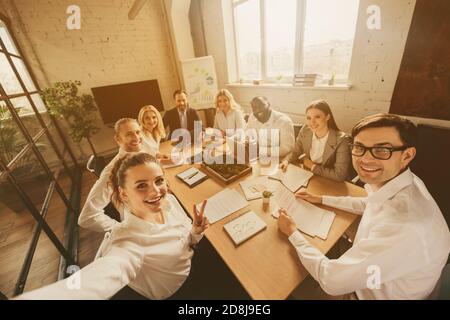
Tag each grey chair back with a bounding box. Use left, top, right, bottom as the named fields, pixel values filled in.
left=428, top=263, right=450, bottom=300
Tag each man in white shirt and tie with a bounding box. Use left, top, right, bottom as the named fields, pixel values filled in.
left=278, top=113, right=450, bottom=299
left=245, top=96, right=295, bottom=158
left=78, top=118, right=151, bottom=232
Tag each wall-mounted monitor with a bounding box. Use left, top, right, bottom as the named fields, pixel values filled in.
left=91, top=79, right=164, bottom=125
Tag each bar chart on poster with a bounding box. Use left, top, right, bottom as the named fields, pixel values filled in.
left=180, top=56, right=218, bottom=110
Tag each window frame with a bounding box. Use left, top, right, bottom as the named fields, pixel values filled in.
left=0, top=13, right=80, bottom=298
left=0, top=16, right=43, bottom=117
left=232, top=0, right=358, bottom=84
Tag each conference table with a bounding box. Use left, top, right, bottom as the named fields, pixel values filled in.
left=160, top=140, right=367, bottom=300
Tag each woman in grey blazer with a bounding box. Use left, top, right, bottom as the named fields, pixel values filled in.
left=280, top=100, right=352, bottom=182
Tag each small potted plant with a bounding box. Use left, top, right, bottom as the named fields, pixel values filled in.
left=262, top=190, right=273, bottom=210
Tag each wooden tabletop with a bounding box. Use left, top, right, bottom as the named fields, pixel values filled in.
left=160, top=141, right=367, bottom=300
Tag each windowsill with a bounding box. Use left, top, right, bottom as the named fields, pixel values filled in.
left=226, top=83, right=352, bottom=91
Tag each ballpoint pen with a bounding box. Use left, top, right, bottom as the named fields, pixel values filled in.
left=186, top=171, right=199, bottom=180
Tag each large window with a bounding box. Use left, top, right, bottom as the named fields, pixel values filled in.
left=1, top=16, right=79, bottom=298
left=233, top=0, right=360, bottom=83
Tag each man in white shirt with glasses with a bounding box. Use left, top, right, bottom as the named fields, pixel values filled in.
left=278, top=113, right=450, bottom=299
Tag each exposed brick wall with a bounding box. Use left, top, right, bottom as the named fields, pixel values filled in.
left=3, top=0, right=180, bottom=156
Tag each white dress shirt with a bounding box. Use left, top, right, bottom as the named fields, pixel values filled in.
left=214, top=109, right=246, bottom=133
left=288, top=169, right=450, bottom=299
left=142, top=133, right=159, bottom=157
left=246, top=109, right=295, bottom=158
left=16, top=194, right=203, bottom=300
left=78, top=149, right=126, bottom=232
left=78, top=144, right=154, bottom=232
left=309, top=132, right=329, bottom=164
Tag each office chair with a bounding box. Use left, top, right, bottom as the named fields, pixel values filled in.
left=86, top=154, right=106, bottom=178
left=438, top=264, right=450, bottom=300
left=293, top=123, right=303, bottom=138
left=427, top=263, right=450, bottom=300
left=410, top=124, right=450, bottom=229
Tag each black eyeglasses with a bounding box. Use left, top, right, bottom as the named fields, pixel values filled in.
left=349, top=143, right=409, bottom=160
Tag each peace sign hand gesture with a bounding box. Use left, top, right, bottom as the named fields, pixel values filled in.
left=192, top=200, right=209, bottom=234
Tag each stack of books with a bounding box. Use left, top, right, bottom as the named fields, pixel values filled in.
left=292, top=74, right=323, bottom=87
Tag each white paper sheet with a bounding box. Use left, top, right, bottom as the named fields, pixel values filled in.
left=270, top=165, right=313, bottom=193
left=196, top=188, right=248, bottom=224
left=272, top=183, right=334, bottom=238
left=239, top=176, right=277, bottom=200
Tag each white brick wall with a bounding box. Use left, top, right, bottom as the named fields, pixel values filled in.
left=2, top=0, right=179, bottom=156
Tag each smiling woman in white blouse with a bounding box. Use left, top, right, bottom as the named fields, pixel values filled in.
left=213, top=89, right=245, bottom=135
left=15, top=153, right=209, bottom=300
left=137, top=105, right=169, bottom=160
left=280, top=100, right=352, bottom=182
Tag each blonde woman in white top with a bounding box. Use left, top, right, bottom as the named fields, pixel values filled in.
left=16, top=153, right=209, bottom=300
left=137, top=105, right=169, bottom=160
left=213, top=89, right=245, bottom=136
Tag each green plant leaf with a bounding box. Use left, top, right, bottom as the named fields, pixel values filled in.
left=40, top=80, right=99, bottom=153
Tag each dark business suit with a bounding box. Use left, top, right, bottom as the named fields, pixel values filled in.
left=162, top=107, right=201, bottom=140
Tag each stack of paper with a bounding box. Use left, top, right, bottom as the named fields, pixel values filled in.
left=223, top=211, right=267, bottom=245
left=196, top=188, right=248, bottom=224
left=269, top=165, right=313, bottom=192
left=271, top=184, right=335, bottom=240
